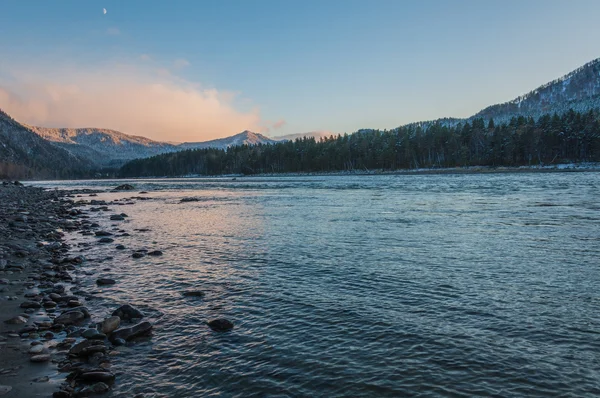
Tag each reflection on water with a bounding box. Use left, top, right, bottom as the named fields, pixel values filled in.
left=35, top=173, right=600, bottom=397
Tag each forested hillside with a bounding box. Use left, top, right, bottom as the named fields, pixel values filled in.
left=0, top=109, right=91, bottom=179
left=120, top=109, right=600, bottom=177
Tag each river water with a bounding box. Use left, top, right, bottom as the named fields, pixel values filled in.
left=34, top=173, right=600, bottom=397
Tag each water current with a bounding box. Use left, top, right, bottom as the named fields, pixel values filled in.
left=34, top=173, right=600, bottom=397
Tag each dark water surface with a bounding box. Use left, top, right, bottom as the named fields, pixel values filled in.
left=34, top=173, right=600, bottom=397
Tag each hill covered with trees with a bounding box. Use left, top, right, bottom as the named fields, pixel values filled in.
left=120, top=109, right=600, bottom=177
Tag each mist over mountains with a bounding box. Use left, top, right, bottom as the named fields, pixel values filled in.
left=2, top=57, right=600, bottom=178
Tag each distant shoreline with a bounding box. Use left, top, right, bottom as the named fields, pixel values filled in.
left=155, top=162, right=600, bottom=179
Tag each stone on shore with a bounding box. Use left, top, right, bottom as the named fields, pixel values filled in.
left=110, top=321, right=153, bottom=341
left=111, top=304, right=143, bottom=321
left=101, top=316, right=121, bottom=334
left=30, top=354, right=51, bottom=363
left=147, top=250, right=163, bottom=256
left=132, top=252, right=145, bottom=259
left=54, top=311, right=86, bottom=326
left=4, top=316, right=28, bottom=325
left=207, top=319, right=234, bottom=332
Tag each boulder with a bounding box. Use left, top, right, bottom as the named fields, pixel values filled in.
left=147, top=250, right=163, bottom=256
left=101, top=316, right=120, bottom=334
left=68, top=340, right=107, bottom=357
left=54, top=311, right=85, bottom=326
left=207, top=319, right=234, bottom=332
left=111, top=304, right=143, bottom=321
left=110, top=321, right=153, bottom=341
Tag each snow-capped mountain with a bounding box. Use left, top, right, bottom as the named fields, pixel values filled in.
left=178, top=130, right=276, bottom=150
left=28, top=126, right=179, bottom=168
left=473, top=58, right=600, bottom=123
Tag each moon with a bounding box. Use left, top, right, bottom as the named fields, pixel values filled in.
left=103, top=8, right=107, bottom=15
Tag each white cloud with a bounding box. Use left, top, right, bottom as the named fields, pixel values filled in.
left=0, top=62, right=264, bottom=142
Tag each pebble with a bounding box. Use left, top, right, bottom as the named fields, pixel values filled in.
left=4, top=316, right=27, bottom=324
left=30, top=354, right=51, bottom=363
left=28, top=344, right=45, bottom=354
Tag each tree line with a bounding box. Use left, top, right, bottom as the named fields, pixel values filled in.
left=119, top=109, right=600, bottom=177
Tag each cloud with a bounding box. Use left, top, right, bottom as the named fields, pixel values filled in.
left=272, top=119, right=286, bottom=130
left=106, top=27, right=120, bottom=36
left=0, top=62, right=264, bottom=142
left=257, top=118, right=287, bottom=134
left=173, top=58, right=190, bottom=69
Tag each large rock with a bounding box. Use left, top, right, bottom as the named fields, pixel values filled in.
left=96, top=278, right=116, bottom=286
left=101, top=316, right=121, bottom=334
left=54, top=311, right=86, bottom=326
left=110, top=321, right=153, bottom=341
left=207, top=319, right=234, bottom=332
left=68, top=340, right=107, bottom=357
left=111, top=304, right=143, bottom=321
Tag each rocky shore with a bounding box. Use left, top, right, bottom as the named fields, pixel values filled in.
left=0, top=183, right=152, bottom=398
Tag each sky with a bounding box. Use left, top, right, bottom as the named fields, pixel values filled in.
left=1, top=0, right=600, bottom=142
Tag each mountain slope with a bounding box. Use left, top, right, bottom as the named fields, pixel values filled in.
left=178, top=130, right=276, bottom=150
left=29, top=126, right=179, bottom=168
left=0, top=110, right=89, bottom=178
left=473, top=58, right=600, bottom=123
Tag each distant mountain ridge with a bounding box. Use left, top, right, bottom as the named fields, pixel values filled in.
left=0, top=110, right=89, bottom=178
left=28, top=126, right=180, bottom=168
left=3, top=56, right=600, bottom=177
left=473, top=58, right=600, bottom=123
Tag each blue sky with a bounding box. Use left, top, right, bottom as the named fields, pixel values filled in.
left=1, top=0, right=599, bottom=142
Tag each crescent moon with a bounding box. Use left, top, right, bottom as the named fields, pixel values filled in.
left=103, top=8, right=107, bottom=15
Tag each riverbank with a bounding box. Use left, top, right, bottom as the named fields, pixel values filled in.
left=0, top=183, right=152, bottom=398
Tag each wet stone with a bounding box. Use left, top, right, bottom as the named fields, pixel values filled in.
left=207, top=319, right=234, bottom=332
left=96, top=278, right=116, bottom=286
left=30, top=354, right=51, bottom=363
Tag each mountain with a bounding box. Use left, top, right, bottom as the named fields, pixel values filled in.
left=0, top=110, right=89, bottom=179
left=177, top=130, right=276, bottom=150
left=473, top=58, right=600, bottom=123
left=28, top=126, right=179, bottom=168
